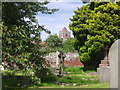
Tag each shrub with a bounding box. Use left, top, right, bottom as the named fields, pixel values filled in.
left=41, top=75, right=58, bottom=83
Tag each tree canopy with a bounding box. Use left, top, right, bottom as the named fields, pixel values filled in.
left=2, top=2, right=58, bottom=83
left=69, top=2, right=120, bottom=68
left=61, top=38, right=77, bottom=53
left=45, top=34, right=63, bottom=48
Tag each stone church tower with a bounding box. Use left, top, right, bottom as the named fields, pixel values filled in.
left=59, top=27, right=71, bottom=42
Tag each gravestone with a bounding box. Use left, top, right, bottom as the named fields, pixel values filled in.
left=108, top=39, right=120, bottom=89
left=97, top=56, right=110, bottom=83
left=99, top=66, right=110, bottom=83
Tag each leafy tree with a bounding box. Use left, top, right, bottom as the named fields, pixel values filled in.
left=2, top=2, right=58, bottom=84
left=61, top=38, right=77, bottom=53
left=69, top=2, right=120, bottom=69
left=45, top=34, right=63, bottom=48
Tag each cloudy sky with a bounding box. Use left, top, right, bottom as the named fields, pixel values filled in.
left=36, top=1, right=85, bottom=41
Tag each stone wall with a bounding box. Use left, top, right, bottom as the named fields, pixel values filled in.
left=45, top=52, right=84, bottom=67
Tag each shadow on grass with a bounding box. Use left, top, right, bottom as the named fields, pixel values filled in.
left=2, top=75, right=32, bottom=89
left=81, top=66, right=97, bottom=72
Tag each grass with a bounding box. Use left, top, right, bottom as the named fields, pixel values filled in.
left=2, top=75, right=32, bottom=88
left=28, top=83, right=109, bottom=88
left=65, top=72, right=85, bottom=75
left=57, top=75, right=99, bottom=86
left=64, top=67, right=96, bottom=77
left=82, top=83, right=110, bottom=88
left=64, top=67, right=83, bottom=72
left=3, top=83, right=109, bottom=89
left=2, top=70, right=24, bottom=76
left=2, top=66, right=109, bottom=89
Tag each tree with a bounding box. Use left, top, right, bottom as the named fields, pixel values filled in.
left=69, top=2, right=120, bottom=69
left=2, top=2, right=58, bottom=84
left=61, top=38, right=77, bottom=53
left=45, top=34, right=63, bottom=48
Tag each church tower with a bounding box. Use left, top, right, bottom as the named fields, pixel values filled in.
left=59, top=27, right=71, bottom=42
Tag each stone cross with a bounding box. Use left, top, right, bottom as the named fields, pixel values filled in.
left=108, top=39, right=120, bottom=89
left=58, top=51, right=66, bottom=76
left=56, top=51, right=60, bottom=67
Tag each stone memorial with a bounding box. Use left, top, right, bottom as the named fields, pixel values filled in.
left=58, top=51, right=66, bottom=76
left=56, top=51, right=60, bottom=67
left=99, top=66, right=110, bottom=83
left=97, top=56, right=110, bottom=83
left=108, top=39, right=120, bottom=89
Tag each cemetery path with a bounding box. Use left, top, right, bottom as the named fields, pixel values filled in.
left=85, top=72, right=98, bottom=75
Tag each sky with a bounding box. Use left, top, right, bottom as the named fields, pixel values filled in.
left=36, top=1, right=85, bottom=41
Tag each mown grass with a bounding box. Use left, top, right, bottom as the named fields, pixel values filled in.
left=2, top=70, right=24, bottom=76
left=28, top=83, right=109, bottom=88
left=3, top=83, right=109, bottom=89
left=57, top=75, right=99, bottom=86
left=64, top=67, right=96, bottom=76
left=2, top=66, right=109, bottom=89
left=64, top=67, right=83, bottom=72
left=82, top=83, right=110, bottom=88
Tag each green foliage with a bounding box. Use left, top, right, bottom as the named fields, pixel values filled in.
left=2, top=75, right=32, bottom=88
left=69, top=2, right=120, bottom=68
left=41, top=75, right=58, bottom=83
left=80, top=53, right=90, bottom=62
left=45, top=37, right=77, bottom=53
left=45, top=34, right=63, bottom=48
left=2, top=2, right=58, bottom=64
left=2, top=70, right=16, bottom=76
left=61, top=38, right=77, bottom=53
left=2, top=2, right=58, bottom=84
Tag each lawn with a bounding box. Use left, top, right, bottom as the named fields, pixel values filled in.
left=2, top=67, right=110, bottom=89
left=29, top=83, right=109, bottom=88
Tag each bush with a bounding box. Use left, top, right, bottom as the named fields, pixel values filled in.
left=41, top=75, right=58, bottom=83
left=81, top=66, right=97, bottom=71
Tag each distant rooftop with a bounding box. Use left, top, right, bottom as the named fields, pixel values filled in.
left=62, top=27, right=68, bottom=32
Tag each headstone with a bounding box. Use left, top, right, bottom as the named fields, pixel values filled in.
left=97, top=56, right=110, bottom=83
left=108, top=39, right=120, bottom=89
left=99, top=66, right=110, bottom=83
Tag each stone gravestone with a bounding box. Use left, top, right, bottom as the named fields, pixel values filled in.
left=99, top=66, right=110, bottom=83
left=108, top=39, right=120, bottom=89
left=97, top=56, right=110, bottom=83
